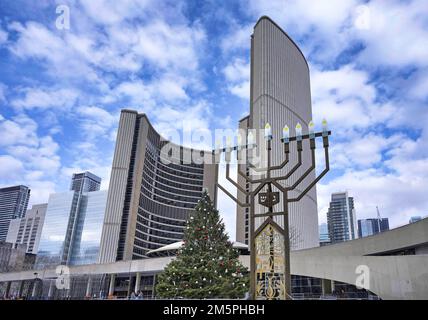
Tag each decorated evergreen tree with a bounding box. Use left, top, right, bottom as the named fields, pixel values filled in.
left=156, top=191, right=249, bottom=299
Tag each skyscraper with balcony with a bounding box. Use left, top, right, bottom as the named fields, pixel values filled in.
left=0, top=186, right=30, bottom=241
left=98, top=110, right=218, bottom=263
left=6, top=203, right=47, bottom=254
left=236, top=16, right=318, bottom=250
left=327, top=192, right=358, bottom=243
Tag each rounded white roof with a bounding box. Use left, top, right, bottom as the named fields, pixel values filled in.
left=147, top=241, right=248, bottom=256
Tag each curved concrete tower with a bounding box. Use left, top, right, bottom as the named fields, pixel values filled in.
left=236, top=16, right=318, bottom=250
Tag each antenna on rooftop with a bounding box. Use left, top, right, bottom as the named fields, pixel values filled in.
left=376, top=206, right=381, bottom=233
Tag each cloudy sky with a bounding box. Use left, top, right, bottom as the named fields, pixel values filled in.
left=0, top=0, right=427, bottom=239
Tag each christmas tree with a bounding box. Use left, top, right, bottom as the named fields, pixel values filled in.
left=156, top=191, right=249, bottom=299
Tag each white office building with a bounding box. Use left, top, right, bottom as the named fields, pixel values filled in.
left=6, top=203, right=47, bottom=254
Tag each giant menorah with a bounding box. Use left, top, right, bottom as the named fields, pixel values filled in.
left=215, top=120, right=331, bottom=300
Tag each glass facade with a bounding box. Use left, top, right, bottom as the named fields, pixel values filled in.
left=70, top=191, right=107, bottom=265
left=36, top=192, right=77, bottom=268
left=36, top=190, right=107, bottom=268
left=358, top=218, right=389, bottom=238
left=319, top=222, right=330, bottom=246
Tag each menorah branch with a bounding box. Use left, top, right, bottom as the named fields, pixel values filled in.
left=288, top=139, right=330, bottom=203
left=226, top=163, right=250, bottom=195
left=270, top=148, right=302, bottom=184
left=286, top=147, right=316, bottom=191
left=216, top=183, right=251, bottom=208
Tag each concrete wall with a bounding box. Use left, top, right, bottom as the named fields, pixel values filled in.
left=98, top=110, right=137, bottom=264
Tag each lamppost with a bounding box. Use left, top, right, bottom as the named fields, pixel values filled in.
left=215, top=120, right=331, bottom=300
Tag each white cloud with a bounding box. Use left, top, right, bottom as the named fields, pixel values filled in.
left=223, top=58, right=250, bottom=82
left=246, top=0, right=428, bottom=68
left=132, top=20, right=205, bottom=72
left=11, top=87, right=79, bottom=111
left=7, top=136, right=60, bottom=173
left=318, top=157, right=428, bottom=228
left=114, top=75, right=190, bottom=107
left=0, top=155, right=24, bottom=180
left=310, top=64, right=405, bottom=137
left=0, top=83, right=7, bottom=103
left=329, top=133, right=404, bottom=170
left=229, top=81, right=250, bottom=101
left=0, top=27, right=8, bottom=45
left=220, top=23, right=252, bottom=52
left=76, top=106, right=117, bottom=139
left=0, top=113, right=62, bottom=206
left=354, top=0, right=428, bottom=68
left=152, top=101, right=213, bottom=150
left=79, top=0, right=153, bottom=26
left=223, top=58, right=250, bottom=100
left=0, top=114, right=38, bottom=147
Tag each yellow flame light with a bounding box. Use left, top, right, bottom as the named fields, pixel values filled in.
left=309, top=121, right=315, bottom=134
left=322, top=119, right=328, bottom=132
left=282, top=125, right=289, bottom=139
left=295, top=122, right=302, bottom=136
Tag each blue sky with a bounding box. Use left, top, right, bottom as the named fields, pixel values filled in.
left=0, top=0, right=427, bottom=239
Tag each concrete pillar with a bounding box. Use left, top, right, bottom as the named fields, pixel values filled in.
left=134, top=272, right=141, bottom=294
left=4, top=281, right=11, bottom=298
left=126, top=275, right=132, bottom=298
left=31, top=280, right=38, bottom=298
left=322, top=278, right=332, bottom=295
left=17, top=281, right=24, bottom=298
left=86, top=277, right=93, bottom=298
left=48, top=280, right=55, bottom=299
left=152, top=274, right=156, bottom=299
left=108, top=274, right=116, bottom=297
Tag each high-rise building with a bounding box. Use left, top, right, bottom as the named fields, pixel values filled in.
left=35, top=172, right=104, bottom=268
left=0, top=186, right=30, bottom=241
left=327, top=192, right=358, bottom=243
left=70, top=171, right=101, bottom=193
left=358, top=218, right=389, bottom=238
left=409, top=216, right=422, bottom=224
left=98, top=110, right=218, bottom=263
left=319, top=223, right=330, bottom=246
left=69, top=190, right=107, bottom=265
left=36, top=190, right=107, bottom=268
left=236, top=16, right=318, bottom=250
left=6, top=203, right=47, bottom=254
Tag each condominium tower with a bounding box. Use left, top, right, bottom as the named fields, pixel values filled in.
left=98, top=110, right=218, bottom=263
left=0, top=186, right=30, bottom=241
left=327, top=192, right=358, bottom=243
left=236, top=16, right=319, bottom=249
